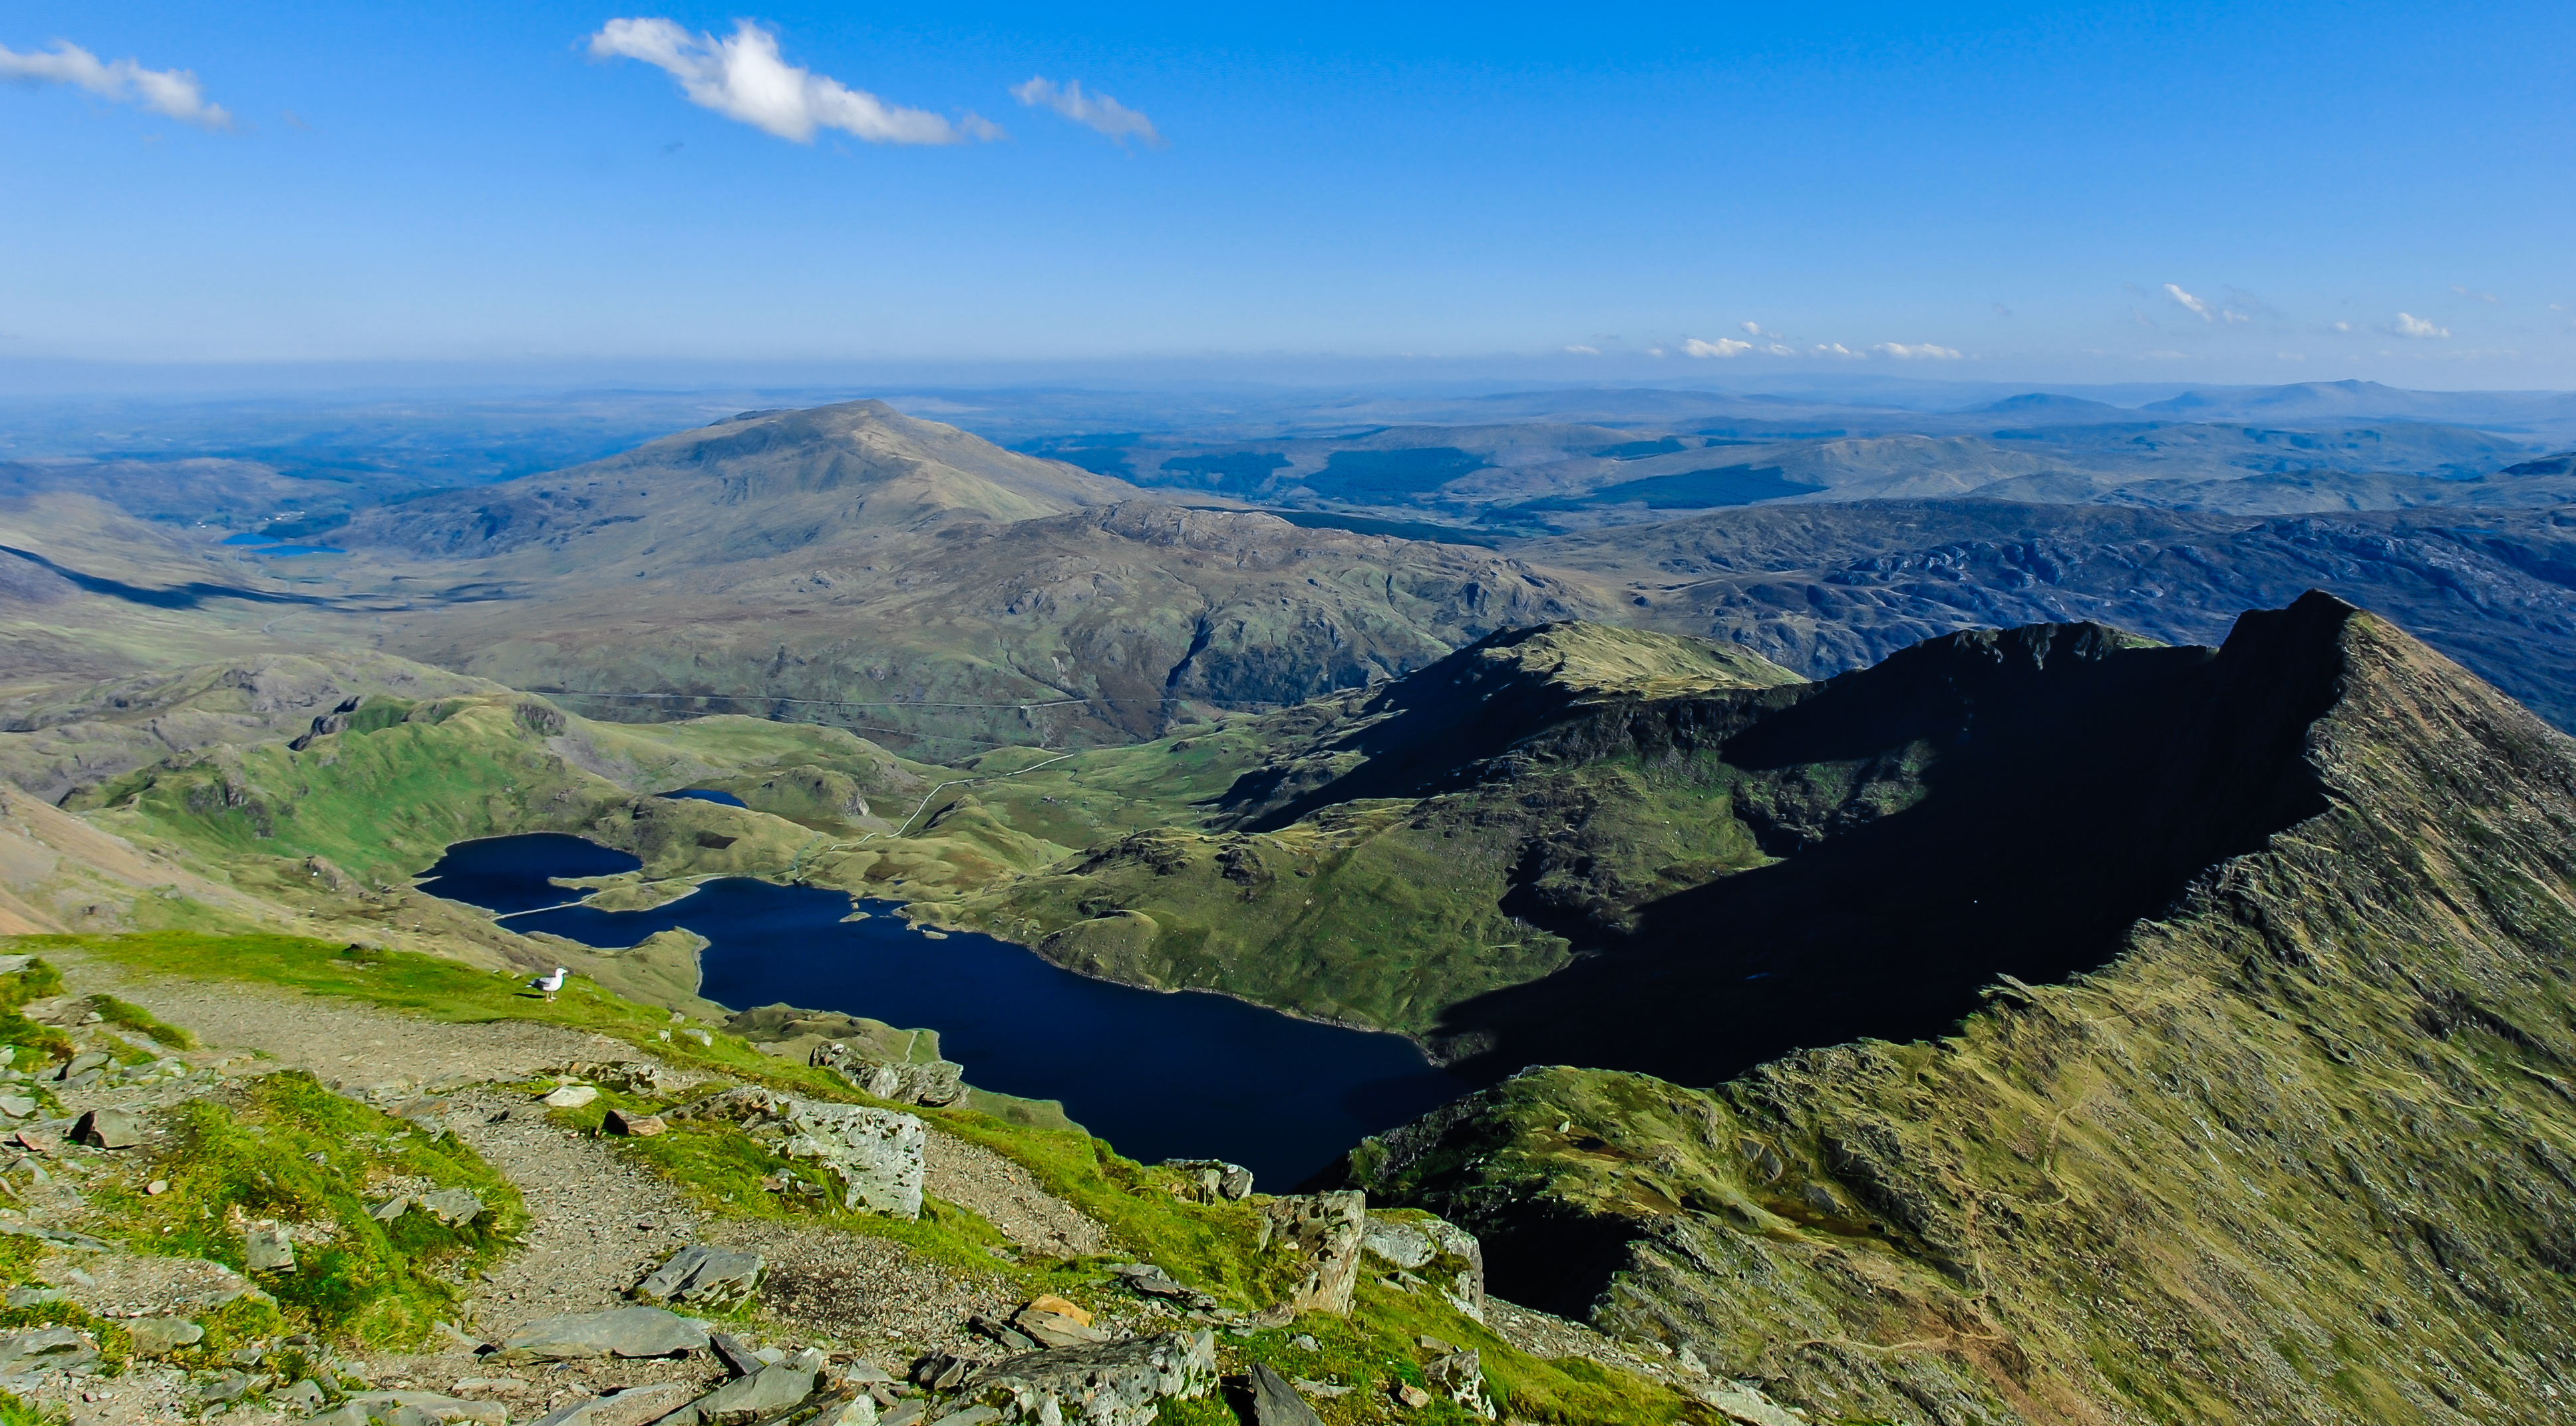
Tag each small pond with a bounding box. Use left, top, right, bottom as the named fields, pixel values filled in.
left=415, top=834, right=1468, bottom=1185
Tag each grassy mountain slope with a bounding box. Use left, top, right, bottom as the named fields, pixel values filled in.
left=922, top=624, right=1805, bottom=1033
left=341, top=399, right=1146, bottom=566
left=1338, top=593, right=2576, bottom=1424
left=377, top=501, right=1598, bottom=745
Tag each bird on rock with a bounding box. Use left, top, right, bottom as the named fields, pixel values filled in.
left=531, top=966, right=568, bottom=1002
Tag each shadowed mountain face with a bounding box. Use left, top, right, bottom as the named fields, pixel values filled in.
left=1344, top=595, right=2576, bottom=1423
left=1434, top=603, right=2344, bottom=1083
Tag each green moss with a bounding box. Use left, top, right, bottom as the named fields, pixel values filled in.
left=82, top=1070, right=522, bottom=1346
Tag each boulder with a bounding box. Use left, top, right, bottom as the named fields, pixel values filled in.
left=973, top=1332, right=1216, bottom=1426
left=126, top=1316, right=205, bottom=1357
left=542, top=1085, right=599, bottom=1109
left=0, top=1325, right=96, bottom=1374
left=634, top=1246, right=767, bottom=1311
left=1257, top=1193, right=1367, bottom=1316
left=1106, top=1263, right=1215, bottom=1312
left=0, top=1097, right=39, bottom=1120
left=71, top=1108, right=142, bottom=1149
left=54, top=1052, right=108, bottom=1082
left=1013, top=1295, right=1110, bottom=1350
left=416, top=1188, right=486, bottom=1226
left=1364, top=1212, right=1484, bottom=1322
left=812, top=1043, right=965, bottom=1107
left=528, top=1383, right=699, bottom=1426
left=1690, top=1380, right=1808, bottom=1426
left=691, top=1362, right=817, bottom=1423
left=496, top=1307, right=709, bottom=1361
left=1247, top=1363, right=1325, bottom=1426
left=1425, top=1348, right=1496, bottom=1420
left=604, top=1109, right=667, bottom=1137
left=673, top=1087, right=925, bottom=1218
left=1160, top=1159, right=1254, bottom=1201
left=244, top=1224, right=297, bottom=1272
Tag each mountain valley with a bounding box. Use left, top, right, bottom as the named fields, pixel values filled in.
left=0, top=383, right=2573, bottom=1425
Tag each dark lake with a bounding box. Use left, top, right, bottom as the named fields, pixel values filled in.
left=415, top=833, right=1468, bottom=1186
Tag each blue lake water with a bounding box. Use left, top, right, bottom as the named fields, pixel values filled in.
left=658, top=789, right=749, bottom=807
left=414, top=833, right=1468, bottom=1186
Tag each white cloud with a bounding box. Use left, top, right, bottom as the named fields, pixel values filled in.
left=2332, top=321, right=2354, bottom=333
left=589, top=18, right=981, bottom=145
left=1813, top=343, right=1859, bottom=358
left=1872, top=342, right=1963, bottom=360
left=1646, top=345, right=1667, bottom=358
left=1563, top=345, right=1599, bottom=355
left=1012, top=76, right=1161, bottom=147
left=1684, top=337, right=1754, bottom=358
left=2164, top=283, right=2211, bottom=320
left=2221, top=309, right=2250, bottom=323
left=2393, top=312, right=2450, bottom=339
left=1740, top=320, right=1761, bottom=335
left=0, top=39, right=230, bottom=128
left=2451, top=285, right=2499, bottom=304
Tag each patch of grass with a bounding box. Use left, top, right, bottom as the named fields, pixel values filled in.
left=87, top=994, right=198, bottom=1050
left=81, top=1070, right=524, bottom=1346
left=0, top=960, right=71, bottom=1069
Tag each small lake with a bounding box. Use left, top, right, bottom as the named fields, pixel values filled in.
left=415, top=834, right=1468, bottom=1186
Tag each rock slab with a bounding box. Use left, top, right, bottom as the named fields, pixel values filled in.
left=497, top=1306, right=709, bottom=1361
left=975, top=1330, right=1217, bottom=1426
left=1247, top=1363, right=1325, bottom=1426
left=634, top=1244, right=767, bottom=1311
left=72, top=1108, right=142, bottom=1149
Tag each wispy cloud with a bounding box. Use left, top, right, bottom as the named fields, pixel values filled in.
left=2164, top=283, right=2211, bottom=321
left=1684, top=337, right=1753, bottom=357
left=1873, top=342, right=1963, bottom=360
left=2392, top=312, right=2450, bottom=339
left=1012, top=76, right=1161, bottom=147
left=1813, top=343, right=1860, bottom=358
left=1563, top=345, right=1599, bottom=355
left=589, top=18, right=988, bottom=145
left=0, top=39, right=230, bottom=128
left=2450, top=285, right=2499, bottom=304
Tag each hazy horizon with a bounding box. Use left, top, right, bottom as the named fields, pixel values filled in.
left=9, top=1, right=2575, bottom=386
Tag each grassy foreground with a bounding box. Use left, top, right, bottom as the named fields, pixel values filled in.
left=28, top=932, right=1718, bottom=1425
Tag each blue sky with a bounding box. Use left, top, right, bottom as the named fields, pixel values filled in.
left=5, top=1, right=2574, bottom=387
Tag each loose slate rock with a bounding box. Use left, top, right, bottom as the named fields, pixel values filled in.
left=527, top=1382, right=699, bottom=1426
left=72, top=1107, right=142, bottom=1149
left=244, top=1224, right=297, bottom=1272
left=637, top=1246, right=767, bottom=1311
left=692, top=1362, right=817, bottom=1423
left=497, top=1306, right=709, bottom=1361
left=1247, top=1363, right=1326, bottom=1426
left=126, top=1316, right=206, bottom=1357
left=542, top=1085, right=599, bottom=1109
left=0, top=1326, right=96, bottom=1373
left=416, top=1187, right=486, bottom=1225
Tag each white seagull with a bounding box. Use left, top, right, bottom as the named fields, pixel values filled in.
left=530, top=966, right=568, bottom=1002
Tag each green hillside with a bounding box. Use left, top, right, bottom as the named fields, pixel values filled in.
left=1337, top=595, right=2576, bottom=1423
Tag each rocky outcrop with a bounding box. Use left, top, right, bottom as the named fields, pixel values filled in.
left=969, top=1331, right=1218, bottom=1426
left=671, top=1086, right=925, bottom=1218
left=1360, top=1211, right=1484, bottom=1322
left=1160, top=1159, right=1253, bottom=1201
left=812, top=1041, right=964, bottom=1107
left=1257, top=1193, right=1366, bottom=1316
